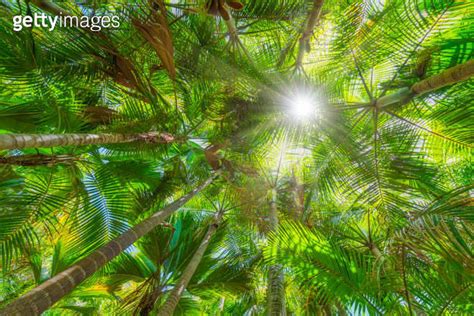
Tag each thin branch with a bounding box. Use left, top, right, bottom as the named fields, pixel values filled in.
left=401, top=246, right=414, bottom=316
left=373, top=109, right=385, bottom=208
left=295, top=0, right=325, bottom=69
left=273, top=133, right=288, bottom=187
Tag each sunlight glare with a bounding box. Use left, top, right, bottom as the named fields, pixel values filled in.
left=288, top=90, right=320, bottom=121
left=292, top=94, right=314, bottom=118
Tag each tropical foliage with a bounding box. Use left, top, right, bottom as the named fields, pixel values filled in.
left=0, top=0, right=473, bottom=315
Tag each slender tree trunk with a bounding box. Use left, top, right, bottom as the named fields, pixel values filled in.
left=139, top=286, right=162, bottom=316
left=0, top=154, right=78, bottom=166
left=224, top=16, right=239, bottom=41
left=267, top=188, right=286, bottom=316
left=368, top=242, right=382, bottom=259
left=336, top=301, right=347, bottom=316
left=376, top=59, right=474, bottom=108
left=411, top=59, right=474, bottom=95
left=157, top=210, right=224, bottom=316
left=290, top=172, right=304, bottom=220
left=295, top=0, right=325, bottom=68
left=0, top=132, right=177, bottom=151
left=0, top=174, right=217, bottom=316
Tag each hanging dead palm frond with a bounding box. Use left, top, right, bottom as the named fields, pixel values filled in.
left=133, top=0, right=176, bottom=79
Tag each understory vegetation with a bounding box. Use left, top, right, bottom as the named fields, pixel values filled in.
left=0, top=0, right=473, bottom=315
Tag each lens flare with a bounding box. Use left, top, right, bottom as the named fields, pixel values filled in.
left=292, top=94, right=314, bottom=118
left=288, top=90, right=321, bottom=121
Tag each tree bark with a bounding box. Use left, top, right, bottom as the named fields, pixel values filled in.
left=0, top=154, right=78, bottom=166
left=0, top=174, right=217, bottom=316
left=368, top=242, right=382, bottom=259
left=411, top=59, right=474, bottom=95
left=0, top=132, right=177, bottom=151
left=267, top=188, right=286, bottom=316
left=157, top=210, right=224, bottom=316
left=139, top=285, right=162, bottom=316
left=376, top=59, right=474, bottom=108
left=295, top=0, right=325, bottom=68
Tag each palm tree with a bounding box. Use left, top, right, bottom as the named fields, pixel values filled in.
left=376, top=59, right=474, bottom=108
left=81, top=209, right=253, bottom=316
left=266, top=188, right=286, bottom=316
left=0, top=132, right=178, bottom=150
left=157, top=208, right=224, bottom=316
left=0, top=0, right=473, bottom=314
left=264, top=185, right=473, bottom=314
left=0, top=174, right=217, bottom=315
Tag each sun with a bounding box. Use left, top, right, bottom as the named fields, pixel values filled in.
left=287, top=90, right=320, bottom=121
left=292, top=94, right=314, bottom=118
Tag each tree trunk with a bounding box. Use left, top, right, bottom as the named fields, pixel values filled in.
left=139, top=286, right=162, bottom=316
left=295, top=0, right=325, bottom=68
left=411, top=59, right=474, bottom=95
left=376, top=59, right=474, bottom=108
left=157, top=210, right=224, bottom=316
left=375, top=87, right=412, bottom=109
left=0, top=154, right=78, bottom=166
left=0, top=132, right=177, bottom=150
left=368, top=242, right=382, bottom=259
left=267, top=188, right=286, bottom=316
left=0, top=174, right=217, bottom=316
left=290, top=172, right=304, bottom=220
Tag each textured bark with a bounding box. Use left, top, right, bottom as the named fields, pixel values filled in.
left=139, top=286, right=162, bottom=316
left=290, top=173, right=304, bottom=220
left=368, top=242, right=382, bottom=259
left=376, top=59, right=474, bottom=108
left=0, top=174, right=217, bottom=316
left=267, top=189, right=286, bottom=316
left=0, top=132, right=176, bottom=150
left=157, top=210, right=223, bottom=316
left=411, top=59, right=474, bottom=95
left=267, top=265, right=286, bottom=316
left=295, top=0, right=325, bottom=68
left=158, top=212, right=222, bottom=316
left=0, top=154, right=78, bottom=166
